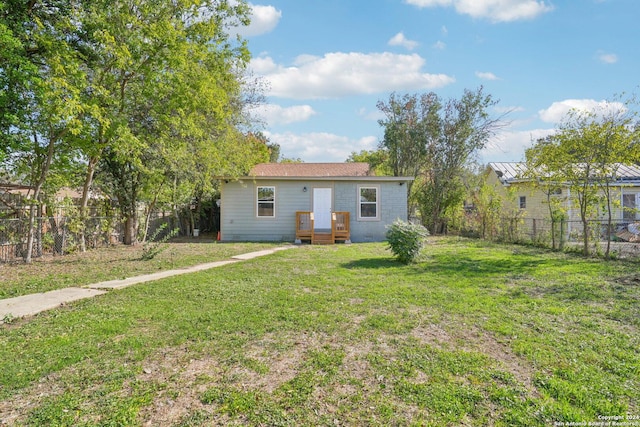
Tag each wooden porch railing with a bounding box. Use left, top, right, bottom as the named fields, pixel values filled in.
left=295, top=211, right=350, bottom=244
left=295, top=211, right=314, bottom=243
left=332, top=211, right=350, bottom=243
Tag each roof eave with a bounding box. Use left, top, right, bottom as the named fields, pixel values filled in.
left=218, top=176, right=415, bottom=182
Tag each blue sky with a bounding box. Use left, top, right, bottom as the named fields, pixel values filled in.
left=236, top=0, right=639, bottom=164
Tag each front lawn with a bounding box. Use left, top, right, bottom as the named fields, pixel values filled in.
left=0, top=238, right=638, bottom=426
left=0, top=237, right=281, bottom=298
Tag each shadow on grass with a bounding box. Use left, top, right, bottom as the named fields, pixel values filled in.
left=166, top=233, right=219, bottom=244
left=424, top=254, right=552, bottom=277
left=342, top=254, right=555, bottom=275
left=341, top=258, right=404, bottom=269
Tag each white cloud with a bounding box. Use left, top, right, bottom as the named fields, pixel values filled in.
left=538, top=99, right=627, bottom=124
left=357, top=107, right=385, bottom=122
left=432, top=40, right=447, bottom=50
left=264, top=131, right=379, bottom=162
left=481, top=128, right=554, bottom=162
left=597, top=51, right=618, bottom=64
left=235, top=3, right=281, bottom=37
left=250, top=52, right=455, bottom=100
left=251, top=104, right=317, bottom=125
left=405, top=0, right=554, bottom=22
left=475, top=71, right=499, bottom=80
left=388, top=32, right=419, bottom=50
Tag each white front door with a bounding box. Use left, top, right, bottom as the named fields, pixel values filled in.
left=313, top=188, right=332, bottom=230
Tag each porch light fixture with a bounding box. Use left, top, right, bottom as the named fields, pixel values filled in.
left=303, top=186, right=308, bottom=192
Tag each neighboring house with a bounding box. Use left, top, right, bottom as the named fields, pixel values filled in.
left=487, top=162, right=640, bottom=225
left=219, top=163, right=413, bottom=243
left=52, top=187, right=108, bottom=213
left=0, top=183, right=106, bottom=217
left=0, top=182, right=34, bottom=218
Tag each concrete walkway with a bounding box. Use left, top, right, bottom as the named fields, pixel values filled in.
left=0, top=246, right=293, bottom=322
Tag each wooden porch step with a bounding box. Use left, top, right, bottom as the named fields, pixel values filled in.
left=312, top=233, right=334, bottom=244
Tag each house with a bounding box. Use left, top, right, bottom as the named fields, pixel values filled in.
left=218, top=163, right=413, bottom=243
left=0, top=182, right=106, bottom=218
left=0, top=182, right=33, bottom=217
left=487, top=162, right=640, bottom=230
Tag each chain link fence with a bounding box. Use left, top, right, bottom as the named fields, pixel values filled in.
left=0, top=202, right=220, bottom=263
left=0, top=216, right=121, bottom=263
left=459, top=213, right=640, bottom=258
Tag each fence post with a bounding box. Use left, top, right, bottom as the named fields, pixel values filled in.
left=36, top=217, right=43, bottom=258
left=532, top=218, right=537, bottom=241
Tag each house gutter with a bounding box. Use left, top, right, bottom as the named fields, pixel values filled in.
left=217, top=176, right=415, bottom=183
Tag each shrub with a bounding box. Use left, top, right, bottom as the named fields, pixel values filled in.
left=385, top=219, right=429, bottom=264
left=141, top=224, right=179, bottom=260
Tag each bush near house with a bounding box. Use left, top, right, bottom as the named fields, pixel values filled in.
left=385, top=219, right=430, bottom=264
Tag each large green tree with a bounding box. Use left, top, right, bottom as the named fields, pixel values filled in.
left=377, top=92, right=438, bottom=194
left=1, top=0, right=88, bottom=261
left=378, top=87, right=503, bottom=233
left=2, top=0, right=271, bottom=258
left=78, top=0, right=261, bottom=244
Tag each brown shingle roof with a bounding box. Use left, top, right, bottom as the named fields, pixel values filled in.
left=249, top=163, right=372, bottom=177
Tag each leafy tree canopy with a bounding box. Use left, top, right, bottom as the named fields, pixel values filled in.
left=377, top=87, right=504, bottom=232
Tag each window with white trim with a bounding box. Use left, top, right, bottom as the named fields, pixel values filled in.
left=623, top=193, right=637, bottom=222
left=257, top=186, right=275, bottom=217
left=358, top=186, right=379, bottom=220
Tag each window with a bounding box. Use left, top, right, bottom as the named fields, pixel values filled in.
left=519, top=196, right=526, bottom=209
left=358, top=186, right=379, bottom=220
left=257, top=186, right=275, bottom=217
left=623, top=194, right=637, bottom=222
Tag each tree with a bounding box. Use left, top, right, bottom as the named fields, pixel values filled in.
left=346, top=149, right=392, bottom=175
left=377, top=92, right=437, bottom=194
left=2, top=0, right=270, bottom=257
left=527, top=130, right=602, bottom=256
left=466, top=171, right=504, bottom=240
left=1, top=0, right=88, bottom=262
left=589, top=101, right=640, bottom=257
left=81, top=0, right=257, bottom=244
left=378, top=87, right=504, bottom=233
left=525, top=95, right=640, bottom=256
left=523, top=136, right=568, bottom=250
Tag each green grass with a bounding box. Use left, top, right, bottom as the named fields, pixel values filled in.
left=0, top=238, right=638, bottom=426
left=0, top=239, right=281, bottom=298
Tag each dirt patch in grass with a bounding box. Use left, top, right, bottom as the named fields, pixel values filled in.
left=138, top=332, right=385, bottom=426
left=137, top=333, right=331, bottom=425
left=138, top=347, right=224, bottom=426
left=613, top=273, right=640, bottom=287
left=411, top=322, right=540, bottom=397
left=0, top=345, right=224, bottom=426
left=0, top=372, right=66, bottom=425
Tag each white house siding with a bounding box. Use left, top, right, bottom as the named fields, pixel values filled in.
left=221, top=179, right=313, bottom=241
left=220, top=179, right=408, bottom=242
left=334, top=181, right=408, bottom=242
